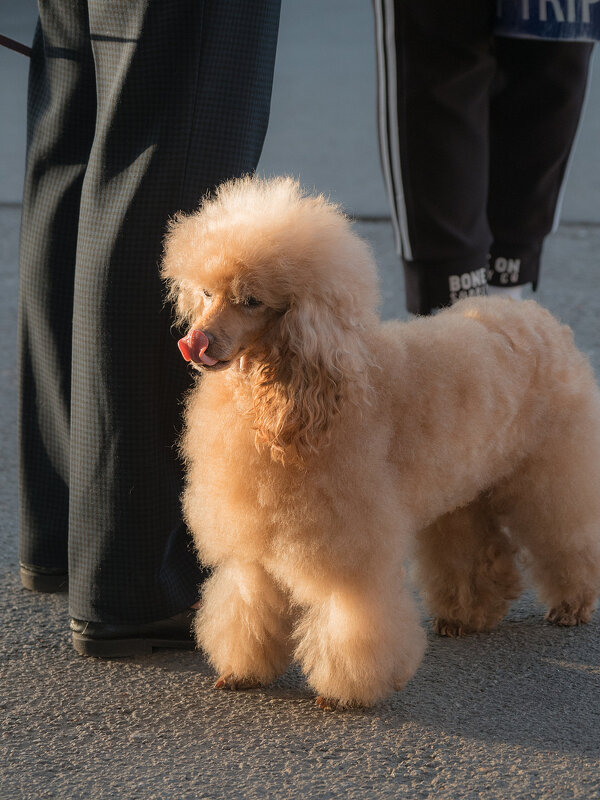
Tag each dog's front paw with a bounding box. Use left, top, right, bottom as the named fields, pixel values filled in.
left=546, top=601, right=594, bottom=627
left=214, top=673, right=262, bottom=691
left=315, top=695, right=340, bottom=711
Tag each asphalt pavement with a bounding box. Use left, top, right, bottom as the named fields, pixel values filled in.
left=1, top=2, right=599, bottom=798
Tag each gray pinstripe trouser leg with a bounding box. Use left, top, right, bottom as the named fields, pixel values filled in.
left=18, top=0, right=281, bottom=623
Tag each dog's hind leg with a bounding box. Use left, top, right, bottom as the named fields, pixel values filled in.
left=500, top=419, right=600, bottom=627
left=415, top=495, right=522, bottom=637
left=196, top=562, right=294, bottom=689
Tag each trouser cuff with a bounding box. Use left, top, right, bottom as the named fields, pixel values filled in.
left=487, top=245, right=542, bottom=290
left=403, top=256, right=488, bottom=316
left=403, top=245, right=542, bottom=315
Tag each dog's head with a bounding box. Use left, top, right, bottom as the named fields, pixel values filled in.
left=162, top=176, right=380, bottom=463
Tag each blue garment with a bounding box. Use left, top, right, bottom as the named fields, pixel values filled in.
left=496, top=0, right=600, bottom=41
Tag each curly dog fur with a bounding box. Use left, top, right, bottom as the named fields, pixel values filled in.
left=162, top=176, right=600, bottom=708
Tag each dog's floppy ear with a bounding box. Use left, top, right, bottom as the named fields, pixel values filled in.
left=250, top=295, right=374, bottom=465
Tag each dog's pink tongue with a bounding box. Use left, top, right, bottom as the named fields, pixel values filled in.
left=177, top=330, right=218, bottom=366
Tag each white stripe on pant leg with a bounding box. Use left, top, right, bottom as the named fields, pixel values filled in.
left=373, top=0, right=402, bottom=251
left=552, top=46, right=595, bottom=232
left=373, top=0, right=413, bottom=259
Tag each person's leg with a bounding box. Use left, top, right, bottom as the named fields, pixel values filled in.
left=18, top=2, right=97, bottom=591
left=487, top=38, right=594, bottom=292
left=67, top=0, right=281, bottom=625
left=373, top=0, right=496, bottom=314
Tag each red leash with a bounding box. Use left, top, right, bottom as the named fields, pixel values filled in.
left=0, top=34, right=32, bottom=57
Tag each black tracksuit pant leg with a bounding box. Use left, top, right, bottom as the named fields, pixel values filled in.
left=487, top=36, right=593, bottom=289
left=18, top=0, right=281, bottom=623
left=373, top=0, right=593, bottom=315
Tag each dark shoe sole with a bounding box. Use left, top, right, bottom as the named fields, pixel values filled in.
left=20, top=565, right=68, bottom=593
left=72, top=633, right=196, bottom=658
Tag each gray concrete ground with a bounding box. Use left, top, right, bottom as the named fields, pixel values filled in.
left=1, top=3, right=600, bottom=799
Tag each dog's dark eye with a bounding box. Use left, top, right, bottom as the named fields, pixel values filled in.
left=242, top=296, right=262, bottom=308
left=203, top=290, right=212, bottom=299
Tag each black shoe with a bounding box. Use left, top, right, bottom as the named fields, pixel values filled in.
left=70, top=609, right=197, bottom=657
left=20, top=564, right=68, bottom=593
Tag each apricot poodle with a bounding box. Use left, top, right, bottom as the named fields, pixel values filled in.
left=162, top=176, right=600, bottom=709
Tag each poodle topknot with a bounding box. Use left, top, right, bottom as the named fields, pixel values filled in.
left=162, top=175, right=600, bottom=709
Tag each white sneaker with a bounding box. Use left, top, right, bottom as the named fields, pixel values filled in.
left=486, top=283, right=529, bottom=301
